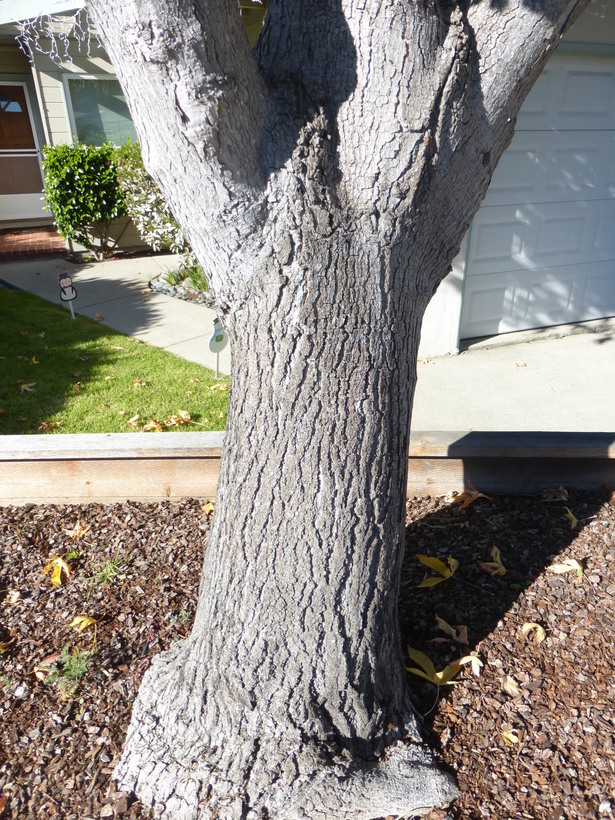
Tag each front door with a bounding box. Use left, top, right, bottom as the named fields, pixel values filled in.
left=0, top=83, right=47, bottom=221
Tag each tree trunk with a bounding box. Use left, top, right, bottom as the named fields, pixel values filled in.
left=114, top=234, right=456, bottom=817
left=86, top=0, right=592, bottom=815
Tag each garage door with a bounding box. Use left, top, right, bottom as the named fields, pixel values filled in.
left=459, top=51, right=615, bottom=340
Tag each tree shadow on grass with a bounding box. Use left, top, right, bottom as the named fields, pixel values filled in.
left=0, top=288, right=139, bottom=434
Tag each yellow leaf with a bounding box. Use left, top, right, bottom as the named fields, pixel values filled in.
left=447, top=481, right=491, bottom=509
left=521, top=622, right=546, bottom=643
left=42, top=556, right=71, bottom=587
left=416, top=554, right=457, bottom=587
left=142, top=418, right=163, bottom=432
left=416, top=554, right=451, bottom=577
left=417, top=576, right=448, bottom=588
left=209, top=383, right=228, bottom=392
left=548, top=558, right=583, bottom=577
left=30, top=356, right=39, bottom=365
left=69, top=615, right=97, bottom=632
left=502, top=729, right=523, bottom=746
left=18, top=382, right=36, bottom=394
left=479, top=546, right=507, bottom=576
left=564, top=507, right=578, bottom=529
left=406, top=646, right=460, bottom=687
left=203, top=501, right=215, bottom=515
left=128, top=414, right=140, bottom=427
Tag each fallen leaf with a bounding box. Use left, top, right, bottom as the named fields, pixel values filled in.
left=19, top=330, right=30, bottom=336
left=0, top=636, right=17, bottom=651
left=38, top=421, right=62, bottom=432
left=5, top=590, right=21, bottom=605
left=209, top=383, right=228, bottom=392
left=164, top=410, right=192, bottom=428
left=522, top=622, right=547, bottom=643
left=455, top=651, right=483, bottom=677
left=479, top=545, right=507, bottom=576
left=435, top=615, right=469, bottom=645
left=502, top=729, right=524, bottom=745
left=42, top=556, right=71, bottom=587
left=72, top=371, right=81, bottom=378
left=77, top=355, right=88, bottom=361
left=133, top=377, right=147, bottom=388
left=415, top=554, right=458, bottom=588
left=104, top=374, right=115, bottom=380
left=69, top=615, right=97, bottom=632
left=503, top=675, right=522, bottom=697
left=33, top=653, right=61, bottom=681
left=142, top=418, right=162, bottom=432
left=564, top=507, right=578, bottom=529
left=128, top=414, right=141, bottom=427
left=406, top=646, right=461, bottom=687
left=516, top=362, right=527, bottom=368
left=30, top=356, right=39, bottom=365
left=18, top=382, right=36, bottom=393
left=542, top=486, right=568, bottom=502
left=548, top=558, right=583, bottom=578
left=447, top=481, right=491, bottom=509
left=203, top=501, right=215, bottom=515
left=64, top=521, right=91, bottom=541
left=94, top=313, right=105, bottom=321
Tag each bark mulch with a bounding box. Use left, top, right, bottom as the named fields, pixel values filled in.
left=1, top=489, right=614, bottom=819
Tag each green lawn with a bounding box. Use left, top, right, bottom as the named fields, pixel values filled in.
left=0, top=290, right=229, bottom=435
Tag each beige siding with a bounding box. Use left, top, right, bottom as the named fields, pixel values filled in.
left=0, top=43, right=29, bottom=74
left=31, top=36, right=118, bottom=146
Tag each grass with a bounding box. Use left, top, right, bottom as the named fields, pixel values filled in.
left=0, top=290, right=229, bottom=435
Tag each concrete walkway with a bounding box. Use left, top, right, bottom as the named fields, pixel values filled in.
left=1, top=254, right=614, bottom=432
left=0, top=253, right=231, bottom=376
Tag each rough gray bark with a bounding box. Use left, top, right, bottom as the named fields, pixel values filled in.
left=87, top=0, right=590, bottom=816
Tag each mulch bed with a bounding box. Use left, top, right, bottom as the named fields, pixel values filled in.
left=1, top=489, right=614, bottom=819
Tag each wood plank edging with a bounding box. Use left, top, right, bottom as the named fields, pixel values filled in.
left=1, top=431, right=614, bottom=505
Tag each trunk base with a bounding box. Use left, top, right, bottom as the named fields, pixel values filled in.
left=114, top=645, right=458, bottom=819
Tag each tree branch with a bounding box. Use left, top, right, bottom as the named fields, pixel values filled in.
left=87, top=0, right=267, bottom=253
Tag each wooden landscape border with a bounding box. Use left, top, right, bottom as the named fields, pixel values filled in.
left=1, top=431, right=615, bottom=505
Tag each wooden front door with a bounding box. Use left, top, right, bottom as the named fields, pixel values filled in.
left=0, top=84, right=46, bottom=221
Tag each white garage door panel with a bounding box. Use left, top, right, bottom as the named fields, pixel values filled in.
left=460, top=52, right=615, bottom=340
left=517, top=57, right=615, bottom=130
left=467, top=198, right=615, bottom=276
left=461, top=260, right=615, bottom=338
left=483, top=131, right=615, bottom=207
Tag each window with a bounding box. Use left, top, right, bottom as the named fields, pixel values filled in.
left=65, top=76, right=137, bottom=146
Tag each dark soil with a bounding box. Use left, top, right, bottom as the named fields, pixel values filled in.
left=1, top=489, right=614, bottom=819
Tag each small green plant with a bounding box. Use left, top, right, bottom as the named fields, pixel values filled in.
left=48, top=646, right=91, bottom=699
left=164, top=255, right=208, bottom=293
left=90, top=555, right=124, bottom=586
left=1, top=675, right=11, bottom=688
left=42, top=141, right=127, bottom=256
left=65, top=545, right=82, bottom=562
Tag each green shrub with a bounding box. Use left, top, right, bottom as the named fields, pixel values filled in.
left=42, top=141, right=127, bottom=256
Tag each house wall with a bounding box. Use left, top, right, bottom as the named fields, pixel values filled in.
left=27, top=38, right=146, bottom=247
left=418, top=0, right=615, bottom=357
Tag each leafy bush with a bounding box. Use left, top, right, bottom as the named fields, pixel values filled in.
left=42, top=141, right=127, bottom=256
left=114, top=142, right=208, bottom=291
left=113, top=141, right=185, bottom=253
